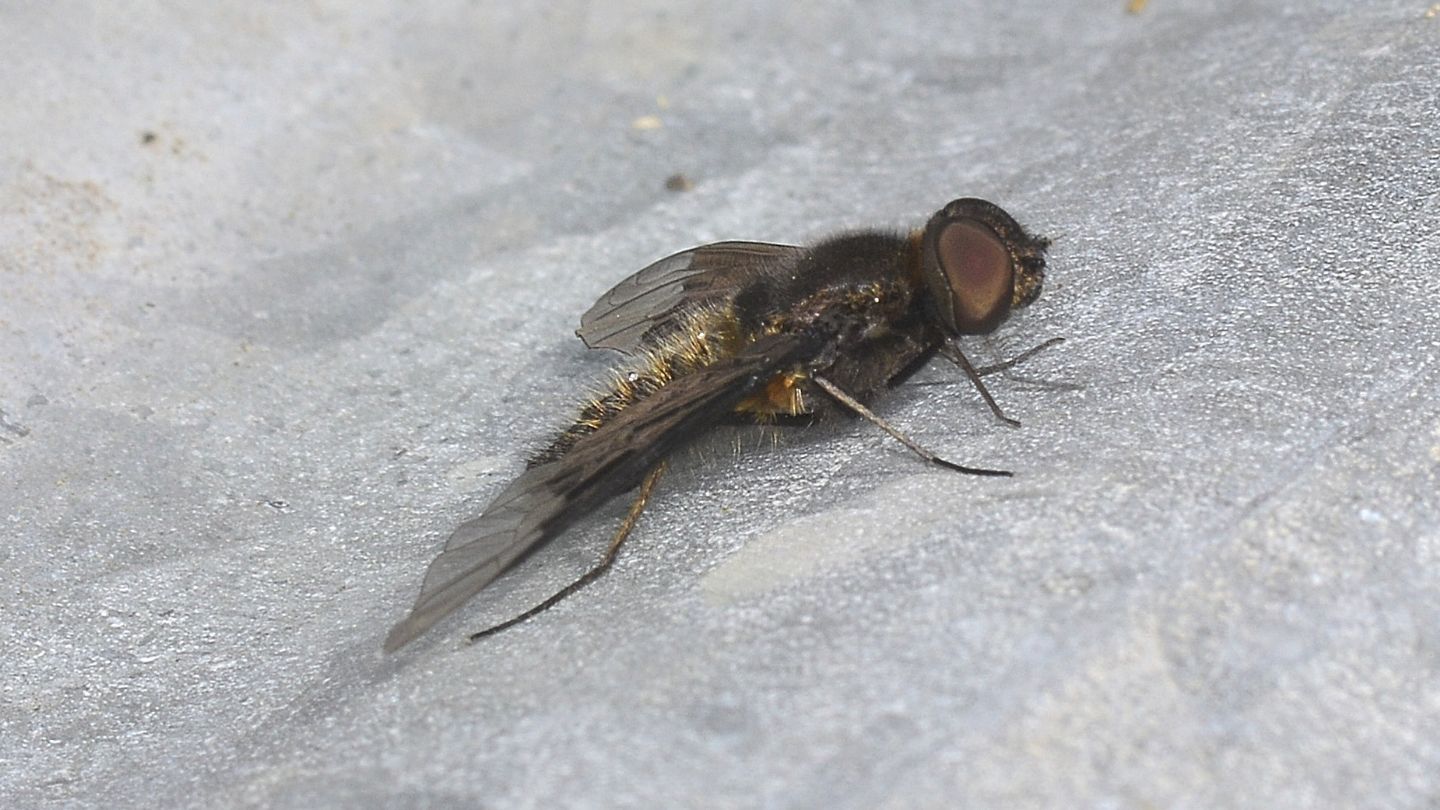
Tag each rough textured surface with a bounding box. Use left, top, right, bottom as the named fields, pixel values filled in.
left=4, top=2, right=1439, bottom=808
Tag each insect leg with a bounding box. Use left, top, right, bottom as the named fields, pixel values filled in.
left=939, top=337, right=1067, bottom=428
left=970, top=337, right=1066, bottom=376
left=938, top=342, right=1023, bottom=428
left=811, top=374, right=1011, bottom=477
left=467, top=462, right=668, bottom=643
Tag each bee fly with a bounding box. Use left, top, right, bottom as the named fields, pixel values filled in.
left=384, top=197, right=1056, bottom=651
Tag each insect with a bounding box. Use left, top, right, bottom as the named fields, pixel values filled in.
left=384, top=197, right=1054, bottom=651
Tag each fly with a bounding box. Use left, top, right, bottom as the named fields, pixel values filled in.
left=384, top=197, right=1056, bottom=651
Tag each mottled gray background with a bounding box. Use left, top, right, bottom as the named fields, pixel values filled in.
left=4, top=2, right=1439, bottom=808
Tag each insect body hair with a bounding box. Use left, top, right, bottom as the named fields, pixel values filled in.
left=527, top=305, right=743, bottom=467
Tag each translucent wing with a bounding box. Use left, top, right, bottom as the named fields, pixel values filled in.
left=384, top=331, right=820, bottom=651
left=577, top=241, right=807, bottom=354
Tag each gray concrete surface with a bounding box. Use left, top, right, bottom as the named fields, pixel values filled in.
left=4, top=2, right=1439, bottom=808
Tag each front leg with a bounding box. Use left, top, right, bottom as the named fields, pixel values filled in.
left=940, top=337, right=1065, bottom=427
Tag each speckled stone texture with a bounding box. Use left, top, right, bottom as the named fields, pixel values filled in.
left=3, top=2, right=1439, bottom=808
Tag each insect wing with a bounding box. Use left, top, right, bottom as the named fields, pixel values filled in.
left=577, top=241, right=806, bottom=353
left=383, top=464, right=559, bottom=651
left=384, top=331, right=819, bottom=651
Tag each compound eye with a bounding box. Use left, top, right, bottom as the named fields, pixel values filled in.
left=935, top=219, right=1014, bottom=333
